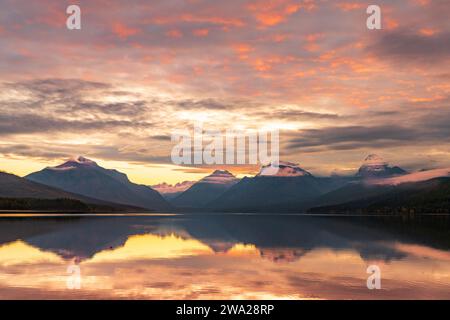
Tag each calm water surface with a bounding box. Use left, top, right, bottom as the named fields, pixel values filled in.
left=0, top=214, right=449, bottom=299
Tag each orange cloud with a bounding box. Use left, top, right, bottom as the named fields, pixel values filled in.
left=253, top=59, right=272, bottom=71
left=153, top=14, right=245, bottom=29
left=232, top=43, right=254, bottom=60
left=181, top=14, right=245, bottom=28
left=419, top=28, right=439, bottom=36
left=251, top=56, right=285, bottom=72
left=271, top=34, right=288, bottom=42
left=247, top=0, right=302, bottom=27
left=410, top=95, right=444, bottom=103
left=336, top=2, right=364, bottom=12
left=384, top=17, right=399, bottom=30
left=166, top=29, right=183, bottom=38
left=193, top=28, right=209, bottom=37
left=304, top=43, right=319, bottom=52
left=112, top=23, right=140, bottom=40
left=305, top=33, right=323, bottom=42
left=25, top=4, right=67, bottom=28
left=412, top=0, right=430, bottom=6
left=293, top=69, right=317, bottom=78
left=304, top=33, right=324, bottom=51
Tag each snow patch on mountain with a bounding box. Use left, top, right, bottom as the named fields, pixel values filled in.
left=357, top=154, right=407, bottom=178
left=71, top=156, right=97, bottom=165
left=152, top=181, right=196, bottom=194
left=200, top=170, right=239, bottom=185
left=258, top=161, right=312, bottom=177
left=361, top=154, right=387, bottom=167
left=49, top=156, right=98, bottom=171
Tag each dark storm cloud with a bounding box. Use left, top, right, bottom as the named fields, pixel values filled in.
left=168, top=98, right=244, bottom=110
left=77, top=101, right=148, bottom=116
left=0, top=113, right=153, bottom=135
left=1, top=79, right=131, bottom=117
left=257, top=109, right=339, bottom=121
left=5, top=78, right=110, bottom=98
left=288, top=125, right=417, bottom=149
left=82, top=145, right=173, bottom=165
left=1, top=79, right=253, bottom=116
left=0, top=79, right=158, bottom=137
left=0, top=142, right=173, bottom=165
left=368, top=30, right=450, bottom=64
left=150, top=135, right=171, bottom=141
left=286, top=106, right=450, bottom=153
left=0, top=144, right=69, bottom=160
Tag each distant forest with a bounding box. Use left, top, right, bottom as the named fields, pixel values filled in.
left=0, top=197, right=121, bottom=213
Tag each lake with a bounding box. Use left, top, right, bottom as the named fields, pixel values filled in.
left=0, top=214, right=449, bottom=299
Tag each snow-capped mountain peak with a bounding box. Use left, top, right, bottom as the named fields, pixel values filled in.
left=363, top=154, right=387, bottom=167
left=26, top=156, right=171, bottom=211
left=357, top=154, right=407, bottom=178
left=211, top=169, right=233, bottom=176
left=200, top=170, right=238, bottom=185
left=49, top=156, right=99, bottom=171
left=257, top=161, right=312, bottom=177
left=72, top=156, right=97, bottom=165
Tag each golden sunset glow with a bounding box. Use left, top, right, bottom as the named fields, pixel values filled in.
left=90, top=234, right=213, bottom=262
left=0, top=240, right=63, bottom=266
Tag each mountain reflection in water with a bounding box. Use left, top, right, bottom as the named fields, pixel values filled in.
left=0, top=214, right=449, bottom=299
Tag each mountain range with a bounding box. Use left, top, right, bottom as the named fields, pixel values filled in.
left=152, top=181, right=195, bottom=200
left=356, top=154, right=408, bottom=178
left=0, top=171, right=140, bottom=212
left=206, top=167, right=343, bottom=212
left=168, top=156, right=449, bottom=213
left=172, top=170, right=239, bottom=209
left=1, top=154, right=449, bottom=214
left=309, top=177, right=450, bottom=214
left=26, top=156, right=170, bottom=211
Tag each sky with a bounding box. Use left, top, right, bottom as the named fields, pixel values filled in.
left=0, top=0, right=449, bottom=185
